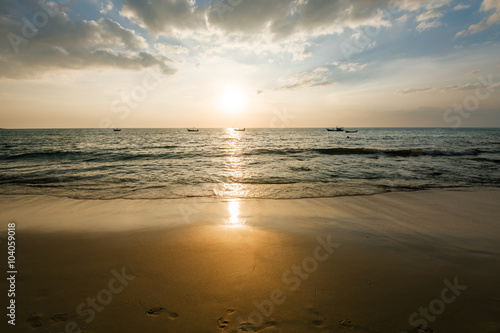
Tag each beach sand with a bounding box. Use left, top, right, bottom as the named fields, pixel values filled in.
left=1, top=189, right=500, bottom=333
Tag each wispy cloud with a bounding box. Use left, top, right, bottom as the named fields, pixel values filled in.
left=415, top=7, right=445, bottom=32
left=467, top=69, right=481, bottom=76
left=455, top=0, right=500, bottom=37
left=453, top=4, right=470, bottom=11
left=331, top=61, right=368, bottom=72
left=398, top=81, right=500, bottom=94
left=416, top=20, right=442, bottom=32
left=275, top=67, right=333, bottom=91
left=416, top=9, right=443, bottom=22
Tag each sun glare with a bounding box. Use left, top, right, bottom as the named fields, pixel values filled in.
left=219, top=86, right=247, bottom=113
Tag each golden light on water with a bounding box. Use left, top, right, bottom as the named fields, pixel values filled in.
left=214, top=128, right=249, bottom=199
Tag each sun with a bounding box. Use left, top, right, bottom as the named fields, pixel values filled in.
left=219, top=86, right=247, bottom=113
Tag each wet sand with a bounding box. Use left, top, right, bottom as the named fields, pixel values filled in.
left=1, top=189, right=499, bottom=332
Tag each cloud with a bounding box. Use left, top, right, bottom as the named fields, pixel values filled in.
left=331, top=61, right=368, bottom=72
left=1, top=0, right=482, bottom=80
left=396, top=13, right=410, bottom=23
left=155, top=43, right=189, bottom=56
left=467, top=69, right=481, bottom=75
left=0, top=0, right=175, bottom=79
left=119, top=0, right=456, bottom=45
left=416, top=20, right=442, bottom=32
left=84, top=1, right=470, bottom=66
left=455, top=0, right=500, bottom=36
left=453, top=4, right=470, bottom=10
left=120, top=0, right=206, bottom=35
left=92, top=0, right=114, bottom=15
left=398, top=87, right=434, bottom=94
left=275, top=67, right=333, bottom=91
left=398, top=81, right=500, bottom=94
left=396, top=0, right=453, bottom=11
left=205, top=0, right=393, bottom=41
left=415, top=8, right=445, bottom=32
left=416, top=9, right=443, bottom=21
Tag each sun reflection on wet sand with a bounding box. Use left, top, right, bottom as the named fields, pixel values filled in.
left=226, top=199, right=245, bottom=227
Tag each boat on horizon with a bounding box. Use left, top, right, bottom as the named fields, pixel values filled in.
left=113, top=128, right=121, bottom=132
left=326, top=127, right=344, bottom=132
left=345, top=130, right=358, bottom=133
left=187, top=127, right=199, bottom=132
left=234, top=128, right=245, bottom=131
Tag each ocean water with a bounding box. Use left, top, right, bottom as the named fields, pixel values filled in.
left=0, top=128, right=499, bottom=200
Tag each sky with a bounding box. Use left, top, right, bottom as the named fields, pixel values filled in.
left=0, top=0, right=499, bottom=128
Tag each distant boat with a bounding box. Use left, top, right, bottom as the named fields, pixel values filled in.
left=326, top=127, right=344, bottom=132
left=234, top=128, right=245, bottom=131
left=187, top=128, right=199, bottom=132
left=113, top=128, right=121, bottom=132
left=345, top=130, right=358, bottom=133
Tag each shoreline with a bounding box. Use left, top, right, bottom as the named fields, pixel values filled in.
left=1, top=188, right=499, bottom=332
left=0, top=184, right=497, bottom=201
left=0, top=186, right=407, bottom=202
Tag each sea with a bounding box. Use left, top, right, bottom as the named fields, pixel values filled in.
left=0, top=128, right=499, bottom=200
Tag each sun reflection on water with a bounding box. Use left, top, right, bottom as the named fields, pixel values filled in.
left=215, top=128, right=248, bottom=198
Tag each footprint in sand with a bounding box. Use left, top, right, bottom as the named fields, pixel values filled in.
left=237, top=322, right=256, bottom=332
left=313, top=319, right=325, bottom=327
left=236, top=320, right=278, bottom=332
left=412, top=327, right=434, bottom=333
left=308, top=307, right=327, bottom=328
left=217, top=317, right=229, bottom=329
left=217, top=309, right=278, bottom=332
left=146, top=307, right=178, bottom=319
left=49, top=313, right=69, bottom=322
left=217, top=309, right=235, bottom=330
left=339, top=319, right=352, bottom=327
left=337, top=319, right=382, bottom=332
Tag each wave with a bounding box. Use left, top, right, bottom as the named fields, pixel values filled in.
left=315, top=148, right=480, bottom=157
left=244, top=148, right=305, bottom=155
left=470, top=157, right=500, bottom=164
left=1, top=151, right=86, bottom=160
left=0, top=150, right=199, bottom=162
left=0, top=147, right=482, bottom=163
left=246, top=147, right=481, bottom=157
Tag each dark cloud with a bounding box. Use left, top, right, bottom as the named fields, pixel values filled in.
left=0, top=0, right=175, bottom=79
left=120, top=0, right=421, bottom=41
left=121, top=0, right=207, bottom=34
